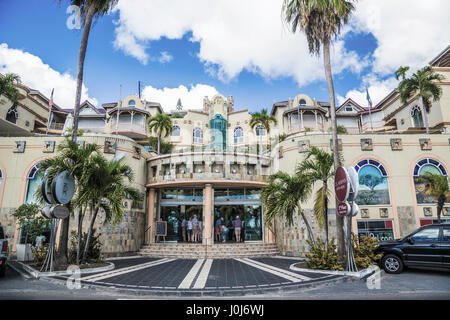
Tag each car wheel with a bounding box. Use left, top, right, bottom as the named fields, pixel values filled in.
left=382, top=254, right=404, bottom=274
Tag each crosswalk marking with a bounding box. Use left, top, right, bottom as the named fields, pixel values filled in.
left=242, top=258, right=312, bottom=281
left=178, top=259, right=205, bottom=289
left=235, top=258, right=310, bottom=283
left=193, top=259, right=213, bottom=289
left=82, top=258, right=174, bottom=282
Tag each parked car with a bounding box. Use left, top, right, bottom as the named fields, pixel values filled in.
left=375, top=223, right=450, bottom=274
left=0, top=225, right=8, bottom=278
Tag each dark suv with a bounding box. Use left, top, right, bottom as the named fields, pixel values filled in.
left=375, top=223, right=450, bottom=274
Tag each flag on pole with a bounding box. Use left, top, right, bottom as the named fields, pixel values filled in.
left=46, top=89, right=54, bottom=135
left=366, top=88, right=373, bottom=110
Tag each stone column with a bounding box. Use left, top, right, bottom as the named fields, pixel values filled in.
left=203, top=184, right=213, bottom=245
left=147, top=188, right=156, bottom=244
left=300, top=111, right=304, bottom=130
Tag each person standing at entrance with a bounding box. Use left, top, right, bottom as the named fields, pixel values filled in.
left=215, top=217, right=222, bottom=242
left=198, top=219, right=202, bottom=242
left=187, top=217, right=193, bottom=242
left=233, top=216, right=242, bottom=242
left=181, top=216, right=187, bottom=242
left=192, top=215, right=199, bottom=243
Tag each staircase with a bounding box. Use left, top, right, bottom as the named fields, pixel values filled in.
left=139, top=243, right=279, bottom=259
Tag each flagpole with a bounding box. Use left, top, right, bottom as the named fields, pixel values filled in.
left=46, top=89, right=54, bottom=135
left=366, top=88, right=374, bottom=133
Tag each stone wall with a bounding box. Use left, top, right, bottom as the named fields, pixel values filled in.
left=397, top=206, right=417, bottom=237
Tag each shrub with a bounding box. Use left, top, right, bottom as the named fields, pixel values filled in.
left=305, top=238, right=344, bottom=271
left=352, top=234, right=383, bottom=269
left=337, top=125, right=348, bottom=134
left=31, top=244, right=49, bottom=267
left=69, top=229, right=103, bottom=264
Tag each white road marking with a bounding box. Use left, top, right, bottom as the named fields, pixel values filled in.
left=178, top=259, right=204, bottom=289
left=235, top=258, right=310, bottom=283
left=82, top=258, right=174, bottom=282
left=242, top=258, right=312, bottom=281
left=193, top=259, right=213, bottom=289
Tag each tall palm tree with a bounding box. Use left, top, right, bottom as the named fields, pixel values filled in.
left=37, top=138, right=100, bottom=265
left=262, top=171, right=316, bottom=248
left=77, top=153, right=141, bottom=264
left=397, top=65, right=445, bottom=134
left=0, top=73, right=21, bottom=105
left=147, top=113, right=173, bottom=155
left=61, top=0, right=119, bottom=143
left=249, top=109, right=277, bottom=157
left=56, top=0, right=118, bottom=267
left=297, top=147, right=334, bottom=250
left=282, top=0, right=355, bottom=260
left=421, top=172, right=450, bottom=224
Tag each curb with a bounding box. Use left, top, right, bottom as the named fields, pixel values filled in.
left=289, top=263, right=379, bottom=279
left=16, top=261, right=115, bottom=279
left=6, top=261, right=32, bottom=280
left=39, top=273, right=354, bottom=297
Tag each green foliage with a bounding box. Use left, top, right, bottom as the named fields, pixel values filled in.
left=12, top=204, right=49, bottom=245
left=31, top=244, right=49, bottom=267
left=306, top=238, right=344, bottom=271
left=352, top=235, right=383, bottom=269
left=148, top=136, right=174, bottom=155
left=0, top=73, right=21, bottom=105
left=63, top=127, right=85, bottom=137
left=337, top=125, right=348, bottom=134
left=277, top=133, right=288, bottom=142
left=171, top=113, right=184, bottom=119
left=69, top=229, right=102, bottom=264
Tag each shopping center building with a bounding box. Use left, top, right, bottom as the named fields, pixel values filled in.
left=0, top=46, right=449, bottom=257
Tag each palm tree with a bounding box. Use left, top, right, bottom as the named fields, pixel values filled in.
left=297, top=147, right=334, bottom=250
left=77, top=154, right=141, bottom=264
left=397, top=65, right=445, bottom=134
left=395, top=66, right=410, bottom=81
left=262, top=171, right=316, bottom=248
left=37, top=138, right=100, bottom=265
left=0, top=73, right=21, bottom=105
left=421, top=172, right=450, bottom=224
left=249, top=109, right=277, bottom=157
left=147, top=113, right=173, bottom=155
left=60, top=0, right=119, bottom=143
left=282, top=0, right=355, bottom=260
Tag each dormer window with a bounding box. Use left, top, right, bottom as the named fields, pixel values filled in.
left=128, top=100, right=136, bottom=108
left=299, top=99, right=307, bottom=106
left=345, top=105, right=353, bottom=112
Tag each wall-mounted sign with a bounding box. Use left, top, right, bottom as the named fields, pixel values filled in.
left=41, top=204, right=70, bottom=219
left=335, top=167, right=350, bottom=202
left=51, top=171, right=75, bottom=205
left=337, top=202, right=350, bottom=217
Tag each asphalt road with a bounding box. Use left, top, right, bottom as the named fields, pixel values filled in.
left=0, top=263, right=449, bottom=300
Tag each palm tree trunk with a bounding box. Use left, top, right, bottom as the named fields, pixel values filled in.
left=71, top=5, right=96, bottom=143
left=76, top=207, right=84, bottom=265
left=323, top=181, right=329, bottom=251
left=323, top=39, right=345, bottom=261
left=421, top=97, right=430, bottom=134
left=299, top=208, right=315, bottom=248
left=157, top=136, right=161, bottom=155
left=81, top=206, right=99, bottom=264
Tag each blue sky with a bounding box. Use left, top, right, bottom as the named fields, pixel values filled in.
left=0, top=0, right=448, bottom=112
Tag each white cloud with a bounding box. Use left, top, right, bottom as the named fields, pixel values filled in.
left=0, top=43, right=97, bottom=108
left=154, top=51, right=173, bottom=64
left=142, top=83, right=219, bottom=111
left=112, top=0, right=366, bottom=85
left=338, top=75, right=398, bottom=108
left=350, top=0, right=450, bottom=76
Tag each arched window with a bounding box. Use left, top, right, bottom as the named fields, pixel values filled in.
left=6, top=106, right=18, bottom=124
left=354, top=159, right=390, bottom=205
left=234, top=127, right=243, bottom=144
left=413, top=158, right=449, bottom=204
left=255, top=124, right=266, bottom=136
left=193, top=128, right=203, bottom=144
left=411, top=105, right=424, bottom=128
left=25, top=164, right=43, bottom=204
left=128, top=100, right=136, bottom=108
left=171, top=125, right=180, bottom=136
left=299, top=99, right=307, bottom=106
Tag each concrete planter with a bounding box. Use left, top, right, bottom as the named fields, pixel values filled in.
left=290, top=263, right=379, bottom=279
left=16, top=244, right=33, bottom=262
left=17, top=261, right=115, bottom=279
